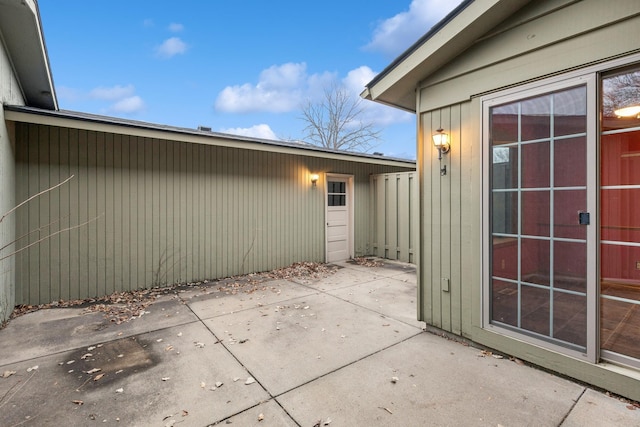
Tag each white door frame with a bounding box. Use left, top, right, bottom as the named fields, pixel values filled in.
left=325, top=173, right=355, bottom=262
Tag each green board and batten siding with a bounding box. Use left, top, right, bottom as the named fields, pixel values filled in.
left=13, top=122, right=412, bottom=305
left=0, top=39, right=25, bottom=320
left=370, top=172, right=419, bottom=264
left=416, top=0, right=640, bottom=401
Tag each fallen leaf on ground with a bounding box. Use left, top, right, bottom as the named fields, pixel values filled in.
left=182, top=410, right=188, bottom=417
left=245, top=377, right=256, bottom=385
left=93, top=373, right=105, bottom=381
left=194, top=342, right=205, bottom=348
left=71, top=400, right=84, bottom=405
left=1, top=370, right=16, bottom=378
left=81, top=353, right=93, bottom=359
left=162, top=377, right=170, bottom=381
left=86, top=368, right=101, bottom=374
left=379, top=407, right=393, bottom=414
left=258, top=413, right=264, bottom=421
left=115, top=388, right=124, bottom=393
left=391, top=376, right=399, bottom=383
left=27, top=365, right=39, bottom=372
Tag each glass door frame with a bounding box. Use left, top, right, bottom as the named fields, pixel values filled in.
left=481, top=74, right=598, bottom=362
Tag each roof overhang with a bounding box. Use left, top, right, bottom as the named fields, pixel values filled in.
left=0, top=0, right=57, bottom=109
left=362, top=0, right=532, bottom=112
left=4, top=105, right=416, bottom=167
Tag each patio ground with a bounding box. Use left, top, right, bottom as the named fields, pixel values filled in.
left=1, top=258, right=639, bottom=426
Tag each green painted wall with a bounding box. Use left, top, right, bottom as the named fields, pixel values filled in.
left=13, top=123, right=412, bottom=305
left=0, top=39, right=24, bottom=322
left=371, top=172, right=419, bottom=263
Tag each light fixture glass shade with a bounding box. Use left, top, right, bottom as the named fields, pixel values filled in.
left=432, top=129, right=450, bottom=153
left=614, top=105, right=640, bottom=117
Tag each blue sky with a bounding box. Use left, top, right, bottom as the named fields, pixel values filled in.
left=38, top=0, right=461, bottom=160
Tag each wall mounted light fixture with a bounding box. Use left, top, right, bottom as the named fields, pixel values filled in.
left=615, top=105, right=640, bottom=118
left=310, top=173, right=319, bottom=187
left=432, top=128, right=450, bottom=175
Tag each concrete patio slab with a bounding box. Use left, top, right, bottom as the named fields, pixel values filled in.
left=337, top=259, right=417, bottom=279
left=0, top=296, right=197, bottom=365
left=2, top=258, right=639, bottom=427
left=327, top=276, right=423, bottom=328
left=277, top=332, right=585, bottom=427
left=299, top=265, right=382, bottom=291
left=204, top=292, right=422, bottom=396
left=220, top=399, right=298, bottom=426
left=561, top=388, right=640, bottom=427
left=0, top=321, right=269, bottom=426
left=187, top=279, right=317, bottom=320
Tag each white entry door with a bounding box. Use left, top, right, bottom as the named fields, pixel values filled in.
left=326, top=175, right=353, bottom=262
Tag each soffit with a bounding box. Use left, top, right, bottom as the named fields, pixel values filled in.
left=0, top=0, right=57, bottom=109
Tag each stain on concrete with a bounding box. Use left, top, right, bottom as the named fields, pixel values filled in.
left=62, top=336, right=158, bottom=390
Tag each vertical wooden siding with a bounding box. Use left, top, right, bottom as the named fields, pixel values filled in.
left=0, top=115, right=16, bottom=320
left=13, top=123, right=411, bottom=305
left=0, top=39, right=23, bottom=320
left=371, top=172, right=419, bottom=263
left=419, top=103, right=474, bottom=336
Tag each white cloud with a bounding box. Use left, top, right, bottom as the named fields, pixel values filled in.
left=156, top=37, right=188, bottom=59
left=109, top=95, right=145, bottom=114
left=341, top=66, right=414, bottom=127
left=215, top=62, right=309, bottom=113
left=215, top=62, right=411, bottom=128
left=110, top=96, right=145, bottom=114
left=342, top=66, right=377, bottom=94
left=364, top=0, right=458, bottom=57
left=89, top=84, right=135, bottom=101
left=168, top=23, right=184, bottom=32
left=220, top=124, right=278, bottom=140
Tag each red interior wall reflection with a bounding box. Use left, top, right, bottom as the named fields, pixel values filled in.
left=601, top=130, right=640, bottom=284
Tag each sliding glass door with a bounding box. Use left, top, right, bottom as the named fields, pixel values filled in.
left=484, top=76, right=597, bottom=361
left=600, top=69, right=640, bottom=367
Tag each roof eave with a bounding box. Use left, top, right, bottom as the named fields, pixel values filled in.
left=363, top=0, right=532, bottom=112
left=4, top=105, right=417, bottom=166
left=0, top=0, right=57, bottom=110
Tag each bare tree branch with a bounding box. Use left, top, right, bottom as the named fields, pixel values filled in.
left=0, top=215, right=69, bottom=253
left=299, top=83, right=381, bottom=152
left=0, top=214, right=103, bottom=262
left=603, top=71, right=640, bottom=117
left=0, top=175, right=74, bottom=225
